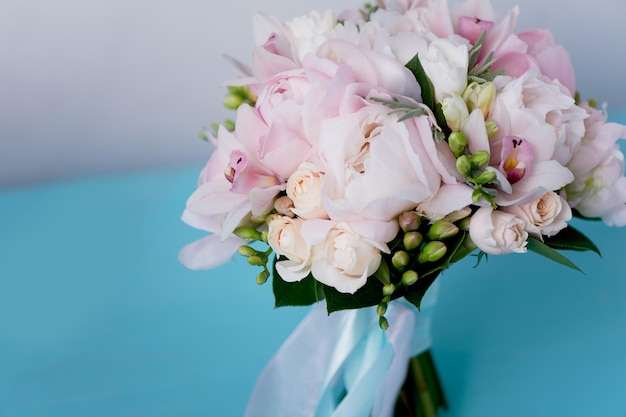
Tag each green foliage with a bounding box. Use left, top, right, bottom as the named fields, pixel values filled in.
left=272, top=262, right=325, bottom=308
left=527, top=238, right=584, bottom=274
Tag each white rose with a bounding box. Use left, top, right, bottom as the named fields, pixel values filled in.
left=286, top=162, right=328, bottom=219
left=267, top=216, right=312, bottom=282
left=310, top=222, right=382, bottom=294
left=420, top=37, right=469, bottom=102
left=505, top=192, right=571, bottom=237
left=469, top=207, right=529, bottom=255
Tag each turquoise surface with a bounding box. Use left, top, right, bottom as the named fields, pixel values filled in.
left=2, top=110, right=626, bottom=416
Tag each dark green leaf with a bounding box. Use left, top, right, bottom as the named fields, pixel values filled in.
left=526, top=237, right=584, bottom=274
left=272, top=258, right=325, bottom=308
left=405, top=53, right=435, bottom=110
left=403, top=272, right=440, bottom=311
left=543, top=226, right=601, bottom=256
left=324, top=278, right=385, bottom=313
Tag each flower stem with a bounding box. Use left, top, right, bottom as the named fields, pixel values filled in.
left=394, top=350, right=447, bottom=417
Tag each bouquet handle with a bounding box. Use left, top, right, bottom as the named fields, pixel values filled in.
left=245, top=285, right=441, bottom=417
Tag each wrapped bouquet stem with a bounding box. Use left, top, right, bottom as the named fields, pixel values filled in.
left=179, top=0, right=626, bottom=415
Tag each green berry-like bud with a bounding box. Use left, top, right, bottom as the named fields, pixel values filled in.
left=485, top=120, right=498, bottom=138
left=470, top=151, right=490, bottom=168
left=427, top=220, right=459, bottom=240
left=377, top=303, right=387, bottom=317
left=223, top=119, right=235, bottom=132
left=458, top=216, right=471, bottom=231
left=392, top=250, right=410, bottom=270
left=474, top=169, right=497, bottom=185
left=403, top=231, right=423, bottom=251
left=238, top=245, right=257, bottom=257
left=418, top=241, right=448, bottom=263
left=256, top=270, right=270, bottom=284
left=223, top=93, right=244, bottom=110
left=399, top=211, right=421, bottom=232
left=448, top=131, right=468, bottom=157
left=382, top=283, right=396, bottom=296
left=472, top=188, right=484, bottom=203
left=402, top=270, right=419, bottom=286
left=233, top=226, right=262, bottom=241
left=247, top=255, right=264, bottom=266
left=379, top=316, right=389, bottom=330
left=456, top=155, right=472, bottom=177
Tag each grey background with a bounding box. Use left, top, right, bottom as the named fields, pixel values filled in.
left=1, top=0, right=625, bottom=187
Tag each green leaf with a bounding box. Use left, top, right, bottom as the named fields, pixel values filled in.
left=404, top=53, right=451, bottom=137
left=403, top=272, right=440, bottom=311
left=526, top=237, right=584, bottom=274
left=324, top=278, right=385, bottom=314
left=543, top=226, right=602, bottom=256
left=405, top=53, right=436, bottom=110
left=272, top=259, right=325, bottom=308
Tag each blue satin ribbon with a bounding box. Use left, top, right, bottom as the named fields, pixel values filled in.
left=245, top=285, right=437, bottom=417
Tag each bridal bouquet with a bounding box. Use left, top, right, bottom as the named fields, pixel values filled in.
left=179, top=0, right=626, bottom=415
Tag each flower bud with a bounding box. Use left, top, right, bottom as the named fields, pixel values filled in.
left=256, top=270, right=270, bottom=284
left=382, top=283, right=396, bottom=296
left=223, top=119, right=235, bottom=132
left=399, top=211, right=421, bottom=232
left=392, top=250, right=410, bottom=270
left=485, top=120, right=498, bottom=138
left=470, top=151, right=490, bottom=168
left=427, top=220, right=459, bottom=240
left=456, top=155, right=472, bottom=177
left=418, top=241, right=448, bottom=263
left=442, top=207, right=472, bottom=223
left=448, top=131, right=468, bottom=157
left=402, top=270, right=419, bottom=286
left=473, top=169, right=497, bottom=185
left=403, top=231, right=423, bottom=251
left=458, top=216, right=471, bottom=231
left=247, top=256, right=265, bottom=266
left=223, top=93, right=243, bottom=110
left=472, top=188, right=484, bottom=203
left=441, top=94, right=469, bottom=132
left=274, top=196, right=295, bottom=217
left=377, top=303, right=387, bottom=317
left=238, top=245, right=257, bottom=257
left=463, top=81, right=496, bottom=118
left=233, top=226, right=262, bottom=241
left=379, top=316, right=389, bottom=330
